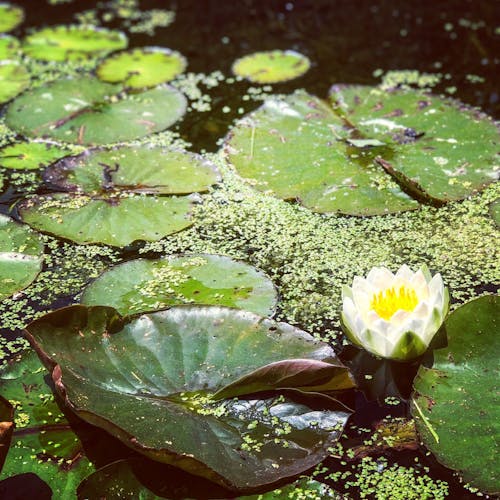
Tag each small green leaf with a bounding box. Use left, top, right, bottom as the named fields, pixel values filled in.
left=0, top=141, right=77, bottom=170
left=97, top=46, right=187, bottom=89
left=0, top=60, right=29, bottom=103
left=0, top=3, right=24, bottom=33
left=22, top=25, right=127, bottom=61
left=232, top=50, right=310, bottom=84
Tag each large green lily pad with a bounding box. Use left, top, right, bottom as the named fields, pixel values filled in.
left=16, top=143, right=217, bottom=246
left=232, top=50, right=310, bottom=84
left=411, top=295, right=500, bottom=494
left=77, top=458, right=233, bottom=499
left=0, top=141, right=77, bottom=170
left=5, top=76, right=187, bottom=145
left=22, top=25, right=127, bottom=61
left=0, top=350, right=95, bottom=498
left=77, top=460, right=338, bottom=500
left=0, top=214, right=44, bottom=300
left=225, top=90, right=418, bottom=215
left=81, top=254, right=277, bottom=316
left=0, top=60, right=29, bottom=103
left=26, top=305, right=354, bottom=491
left=97, top=46, right=187, bottom=89
left=0, top=3, right=23, bottom=33
left=18, top=193, right=195, bottom=246
left=330, top=85, right=500, bottom=204
left=43, top=145, right=220, bottom=195
left=0, top=34, right=20, bottom=59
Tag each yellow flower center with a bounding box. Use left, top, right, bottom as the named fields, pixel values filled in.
left=370, top=285, right=418, bottom=320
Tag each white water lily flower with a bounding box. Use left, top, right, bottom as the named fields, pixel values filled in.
left=341, top=264, right=449, bottom=361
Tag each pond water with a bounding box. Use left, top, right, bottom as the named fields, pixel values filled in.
left=0, top=0, right=498, bottom=499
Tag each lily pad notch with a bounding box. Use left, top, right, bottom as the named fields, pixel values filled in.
left=225, top=86, right=499, bottom=215
left=17, top=145, right=220, bottom=246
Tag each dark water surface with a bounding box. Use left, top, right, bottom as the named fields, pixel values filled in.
left=1, top=1, right=499, bottom=498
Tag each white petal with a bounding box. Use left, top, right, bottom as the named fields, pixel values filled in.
left=388, top=309, right=412, bottom=326
left=395, top=264, right=414, bottom=281
left=352, top=289, right=372, bottom=319
left=363, top=328, right=392, bottom=358
left=366, top=267, right=395, bottom=289
left=429, top=273, right=444, bottom=298
left=410, top=270, right=429, bottom=299
left=412, top=300, right=430, bottom=320
left=342, top=285, right=354, bottom=300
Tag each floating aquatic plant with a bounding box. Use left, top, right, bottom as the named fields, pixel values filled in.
left=22, top=25, right=127, bottom=61
left=341, top=264, right=449, bottom=360
left=232, top=50, right=310, bottom=84
left=97, top=46, right=187, bottom=89
left=25, top=304, right=354, bottom=491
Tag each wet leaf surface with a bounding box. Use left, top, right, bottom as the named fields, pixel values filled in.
left=232, top=50, right=310, bottom=84
left=0, top=214, right=44, bottom=300
left=97, top=47, right=187, bottom=89
left=22, top=25, right=127, bottom=61
left=81, top=254, right=278, bottom=317
left=411, top=295, right=500, bottom=494
left=26, top=305, right=353, bottom=490
left=6, top=77, right=187, bottom=145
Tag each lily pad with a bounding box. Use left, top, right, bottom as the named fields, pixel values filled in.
left=5, top=76, right=187, bottom=145
left=81, top=254, right=278, bottom=316
left=0, top=60, right=29, bottom=103
left=0, top=3, right=23, bottom=33
left=0, top=396, right=13, bottom=473
left=0, top=350, right=95, bottom=498
left=0, top=34, right=20, bottom=59
left=411, top=295, right=500, bottom=494
left=77, top=458, right=233, bottom=499
left=22, top=25, right=127, bottom=61
left=43, top=145, right=220, bottom=195
left=238, top=477, right=339, bottom=499
left=78, top=461, right=338, bottom=500
left=0, top=214, right=44, bottom=300
left=97, top=46, right=187, bottom=89
left=330, top=85, right=500, bottom=204
left=0, top=141, right=77, bottom=170
left=26, top=305, right=354, bottom=490
left=232, top=50, right=310, bottom=84
left=225, top=90, right=418, bottom=215
left=18, top=193, right=195, bottom=246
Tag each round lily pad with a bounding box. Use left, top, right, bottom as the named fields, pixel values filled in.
left=5, top=76, right=187, bottom=145
left=0, top=34, right=20, bottom=59
left=26, top=305, right=353, bottom=491
left=18, top=193, right=196, bottom=246
left=225, top=90, right=418, bottom=215
left=232, top=50, right=310, bottom=84
left=43, top=145, right=220, bottom=195
left=411, top=295, right=500, bottom=494
left=0, top=60, right=29, bottom=103
left=97, top=46, right=187, bottom=89
left=81, top=254, right=278, bottom=316
left=22, top=25, right=127, bottom=62
left=0, top=214, right=44, bottom=300
left=0, top=3, right=23, bottom=33
left=330, top=85, right=500, bottom=204
left=0, top=141, right=76, bottom=170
